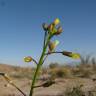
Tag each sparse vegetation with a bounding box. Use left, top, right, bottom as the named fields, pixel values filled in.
left=64, top=85, right=85, bottom=96
left=0, top=55, right=96, bottom=96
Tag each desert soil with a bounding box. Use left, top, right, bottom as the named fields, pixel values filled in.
left=0, top=77, right=96, bottom=96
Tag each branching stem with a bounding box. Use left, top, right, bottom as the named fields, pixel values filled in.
left=32, top=58, right=38, bottom=65
left=29, top=34, right=51, bottom=96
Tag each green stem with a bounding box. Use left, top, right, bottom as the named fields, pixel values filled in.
left=29, top=35, right=50, bottom=96
left=32, top=58, right=38, bottom=65
left=45, top=51, right=62, bottom=55
left=43, top=31, right=47, bottom=48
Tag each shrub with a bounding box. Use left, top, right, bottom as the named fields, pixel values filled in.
left=64, top=85, right=84, bottom=96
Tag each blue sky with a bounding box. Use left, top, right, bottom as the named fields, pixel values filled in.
left=0, top=0, right=96, bottom=66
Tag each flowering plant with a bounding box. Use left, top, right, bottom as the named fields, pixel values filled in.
left=0, top=18, right=80, bottom=96
left=25, top=18, right=80, bottom=96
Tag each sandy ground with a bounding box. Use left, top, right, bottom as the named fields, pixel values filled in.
left=0, top=77, right=96, bottom=96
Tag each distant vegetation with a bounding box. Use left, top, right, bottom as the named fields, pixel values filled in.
left=0, top=54, right=96, bottom=80
left=0, top=55, right=96, bottom=96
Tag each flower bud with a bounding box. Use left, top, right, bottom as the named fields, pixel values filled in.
left=53, top=18, right=60, bottom=26
left=48, top=24, right=54, bottom=32
left=54, top=26, right=63, bottom=35
left=62, top=51, right=80, bottom=59
left=24, top=56, right=32, bottom=62
left=54, top=40, right=60, bottom=47
left=48, top=41, right=55, bottom=52
left=48, top=40, right=59, bottom=52
left=42, top=23, right=48, bottom=31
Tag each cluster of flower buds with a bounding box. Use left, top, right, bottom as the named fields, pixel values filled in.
left=42, top=18, right=63, bottom=36
left=42, top=18, right=62, bottom=53
left=62, top=51, right=80, bottom=59
left=23, top=18, right=80, bottom=65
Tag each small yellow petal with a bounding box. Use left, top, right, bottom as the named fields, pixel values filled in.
left=70, top=53, right=80, bottom=59
left=24, top=56, right=32, bottom=62
left=53, top=18, right=60, bottom=26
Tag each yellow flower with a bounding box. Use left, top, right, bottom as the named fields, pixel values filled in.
left=62, top=51, right=80, bottom=59
left=70, top=53, right=80, bottom=59
left=24, top=56, right=32, bottom=62
left=53, top=18, right=60, bottom=26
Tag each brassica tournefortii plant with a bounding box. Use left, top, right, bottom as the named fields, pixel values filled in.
left=0, top=18, right=80, bottom=96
